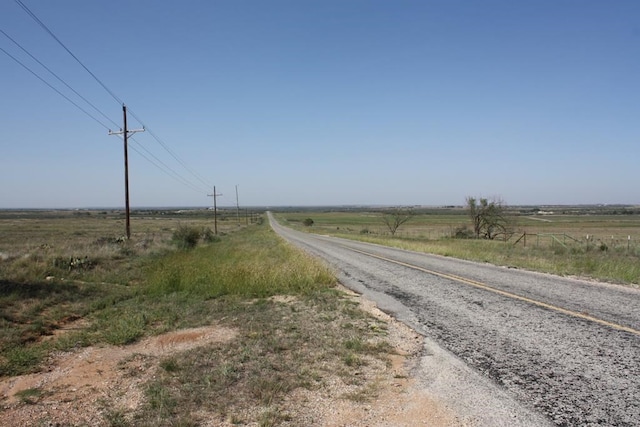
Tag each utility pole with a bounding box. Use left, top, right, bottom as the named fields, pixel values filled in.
left=207, top=186, right=223, bottom=234
left=235, top=185, right=240, bottom=224
left=108, top=104, right=144, bottom=239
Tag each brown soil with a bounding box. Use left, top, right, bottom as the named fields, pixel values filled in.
left=0, top=288, right=463, bottom=426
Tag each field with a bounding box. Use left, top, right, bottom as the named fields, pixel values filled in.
left=0, top=208, right=243, bottom=285
left=2, top=205, right=639, bottom=424
left=275, top=206, right=640, bottom=286
left=0, top=209, right=401, bottom=426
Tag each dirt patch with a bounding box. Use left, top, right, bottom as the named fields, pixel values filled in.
left=0, top=289, right=464, bottom=426
left=0, top=326, right=238, bottom=426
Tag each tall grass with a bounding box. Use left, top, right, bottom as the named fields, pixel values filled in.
left=145, top=226, right=334, bottom=298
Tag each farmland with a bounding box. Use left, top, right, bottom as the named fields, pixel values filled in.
left=275, top=205, right=640, bottom=286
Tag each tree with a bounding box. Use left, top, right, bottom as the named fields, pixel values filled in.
left=381, top=208, right=414, bottom=236
left=466, top=197, right=512, bottom=240
left=303, top=218, right=314, bottom=227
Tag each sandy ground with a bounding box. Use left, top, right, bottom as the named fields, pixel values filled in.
left=0, top=286, right=464, bottom=426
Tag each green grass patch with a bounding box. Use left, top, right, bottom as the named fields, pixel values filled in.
left=144, top=225, right=334, bottom=298
left=14, top=387, right=44, bottom=404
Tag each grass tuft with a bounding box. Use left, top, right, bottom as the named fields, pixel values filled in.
left=15, top=387, right=44, bottom=404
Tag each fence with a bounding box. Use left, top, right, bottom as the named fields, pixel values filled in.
left=513, top=232, right=639, bottom=253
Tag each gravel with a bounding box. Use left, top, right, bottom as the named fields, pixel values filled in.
left=270, top=213, right=640, bottom=427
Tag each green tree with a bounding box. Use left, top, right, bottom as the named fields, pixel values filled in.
left=466, top=197, right=512, bottom=240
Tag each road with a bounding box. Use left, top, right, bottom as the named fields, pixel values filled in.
left=269, top=213, right=640, bottom=426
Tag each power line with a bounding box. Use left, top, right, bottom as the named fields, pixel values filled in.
left=12, top=0, right=214, bottom=195
left=0, top=28, right=120, bottom=129
left=0, top=44, right=112, bottom=130
left=108, top=132, right=208, bottom=195
left=14, top=0, right=123, bottom=106
left=127, top=108, right=213, bottom=189
left=128, top=137, right=210, bottom=194
left=1, top=38, right=208, bottom=194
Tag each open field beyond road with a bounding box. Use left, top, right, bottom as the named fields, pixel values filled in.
left=276, top=208, right=640, bottom=286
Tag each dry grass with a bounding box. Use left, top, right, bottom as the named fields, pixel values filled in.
left=135, top=292, right=393, bottom=426
left=276, top=208, right=640, bottom=285
left=0, top=209, right=400, bottom=426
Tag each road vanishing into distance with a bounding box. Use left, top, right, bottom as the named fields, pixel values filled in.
left=269, top=213, right=640, bottom=427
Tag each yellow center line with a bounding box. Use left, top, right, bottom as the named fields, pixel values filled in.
left=342, top=244, right=640, bottom=336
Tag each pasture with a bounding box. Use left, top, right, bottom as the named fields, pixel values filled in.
left=0, top=208, right=244, bottom=285
left=275, top=206, right=640, bottom=286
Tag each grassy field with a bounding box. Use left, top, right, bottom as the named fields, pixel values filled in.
left=0, top=209, right=396, bottom=425
left=275, top=207, right=640, bottom=286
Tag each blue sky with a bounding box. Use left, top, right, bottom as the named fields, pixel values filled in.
left=1, top=1, right=639, bottom=208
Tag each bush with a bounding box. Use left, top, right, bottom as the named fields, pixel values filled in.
left=201, top=227, right=220, bottom=243
left=453, top=226, right=474, bottom=239
left=303, top=218, right=314, bottom=227
left=172, top=225, right=201, bottom=250
left=53, top=256, right=96, bottom=271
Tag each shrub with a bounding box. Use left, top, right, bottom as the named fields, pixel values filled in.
left=172, top=225, right=201, bottom=250
left=453, top=226, right=474, bottom=239
left=201, top=227, right=220, bottom=243
left=53, top=256, right=96, bottom=271
left=303, top=218, right=314, bottom=227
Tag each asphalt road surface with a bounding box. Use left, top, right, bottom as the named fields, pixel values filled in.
left=269, top=213, right=640, bottom=427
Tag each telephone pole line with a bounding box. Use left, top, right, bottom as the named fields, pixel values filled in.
left=235, top=185, right=240, bottom=224
left=108, top=104, right=144, bottom=239
left=207, top=186, right=223, bottom=234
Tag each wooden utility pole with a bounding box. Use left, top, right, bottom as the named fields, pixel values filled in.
left=235, top=185, right=240, bottom=224
left=109, top=104, right=144, bottom=239
left=207, top=186, right=223, bottom=234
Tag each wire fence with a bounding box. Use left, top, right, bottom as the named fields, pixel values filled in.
left=513, top=232, right=640, bottom=254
